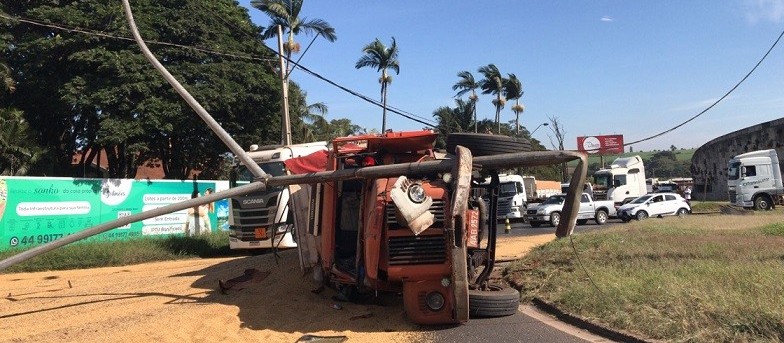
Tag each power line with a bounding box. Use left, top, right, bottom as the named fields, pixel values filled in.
left=624, top=28, right=784, bottom=148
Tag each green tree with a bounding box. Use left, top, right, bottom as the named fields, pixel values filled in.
left=477, top=64, right=506, bottom=134
left=3, top=0, right=282, bottom=179
left=432, top=99, right=474, bottom=148
left=504, top=74, right=524, bottom=134
left=452, top=71, right=479, bottom=132
left=355, top=37, right=400, bottom=133
left=250, top=0, right=337, bottom=61
left=0, top=110, right=45, bottom=176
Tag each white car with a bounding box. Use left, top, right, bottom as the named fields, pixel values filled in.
left=617, top=192, right=691, bottom=222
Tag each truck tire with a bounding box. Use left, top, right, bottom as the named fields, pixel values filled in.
left=576, top=219, right=588, bottom=225
left=529, top=221, right=541, bottom=228
left=635, top=210, right=648, bottom=221
left=595, top=210, right=608, bottom=225
left=446, top=133, right=531, bottom=156
left=549, top=212, right=561, bottom=227
left=468, top=284, right=520, bottom=318
left=754, top=195, right=773, bottom=211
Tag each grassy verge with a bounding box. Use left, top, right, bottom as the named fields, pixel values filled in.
left=505, top=211, right=784, bottom=342
left=0, top=231, right=238, bottom=273
left=690, top=201, right=726, bottom=212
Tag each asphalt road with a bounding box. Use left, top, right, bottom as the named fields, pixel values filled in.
left=429, top=306, right=608, bottom=343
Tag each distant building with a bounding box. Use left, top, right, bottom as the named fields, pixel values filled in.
left=71, top=149, right=199, bottom=180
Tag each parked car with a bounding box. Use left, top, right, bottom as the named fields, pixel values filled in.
left=525, top=192, right=616, bottom=227
left=617, top=192, right=691, bottom=222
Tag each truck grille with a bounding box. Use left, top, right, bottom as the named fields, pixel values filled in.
left=230, top=193, right=282, bottom=241
left=527, top=209, right=538, bottom=215
left=388, top=235, right=447, bottom=265
left=385, top=200, right=446, bottom=229
left=497, top=197, right=512, bottom=217
left=728, top=190, right=736, bottom=202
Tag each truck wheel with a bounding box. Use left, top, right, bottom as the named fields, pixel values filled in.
left=635, top=211, right=648, bottom=221
left=529, top=221, right=541, bottom=228
left=446, top=133, right=531, bottom=156
left=576, top=219, right=588, bottom=225
left=595, top=210, right=608, bottom=225
left=468, top=284, right=520, bottom=318
left=549, top=212, right=561, bottom=227
left=676, top=208, right=689, bottom=216
left=754, top=196, right=772, bottom=211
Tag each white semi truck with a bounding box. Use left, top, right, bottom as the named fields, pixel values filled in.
left=228, top=142, right=328, bottom=249
left=483, top=174, right=528, bottom=221
left=727, top=149, right=784, bottom=210
left=592, top=155, right=647, bottom=206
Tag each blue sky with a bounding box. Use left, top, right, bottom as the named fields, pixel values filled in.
left=237, top=1, right=784, bottom=152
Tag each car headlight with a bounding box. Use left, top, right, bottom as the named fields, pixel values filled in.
left=408, top=183, right=426, bottom=203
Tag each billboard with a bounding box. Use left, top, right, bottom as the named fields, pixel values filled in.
left=577, top=135, right=624, bottom=154
left=0, top=176, right=230, bottom=252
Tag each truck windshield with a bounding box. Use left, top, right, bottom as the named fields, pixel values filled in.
left=542, top=195, right=566, bottom=205
left=593, top=173, right=611, bottom=188
left=499, top=182, right=517, bottom=196
left=727, top=162, right=741, bottom=180
left=232, top=161, right=287, bottom=187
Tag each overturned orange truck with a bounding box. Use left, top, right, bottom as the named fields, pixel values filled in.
left=284, top=130, right=588, bottom=325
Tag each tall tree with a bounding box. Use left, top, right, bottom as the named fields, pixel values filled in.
left=504, top=74, right=524, bottom=135
left=355, top=37, right=400, bottom=132
left=477, top=64, right=506, bottom=134
left=3, top=0, right=282, bottom=179
left=452, top=71, right=479, bottom=132
left=251, top=0, right=337, bottom=62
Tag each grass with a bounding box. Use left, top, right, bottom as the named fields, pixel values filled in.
left=568, top=148, right=696, bottom=167
left=0, top=231, right=237, bottom=273
left=505, top=211, right=784, bottom=342
left=690, top=201, right=725, bottom=213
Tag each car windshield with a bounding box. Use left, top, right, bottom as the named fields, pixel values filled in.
left=728, top=162, right=741, bottom=180
left=542, top=195, right=566, bottom=205
left=499, top=182, right=517, bottom=195
left=631, top=195, right=652, bottom=204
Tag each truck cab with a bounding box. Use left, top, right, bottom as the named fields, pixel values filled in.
left=228, top=142, right=328, bottom=249
left=483, top=174, right=527, bottom=222
left=592, top=155, right=646, bottom=206
left=727, top=149, right=784, bottom=210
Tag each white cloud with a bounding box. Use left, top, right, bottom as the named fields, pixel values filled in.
left=601, top=16, right=614, bottom=22
left=745, top=0, right=784, bottom=24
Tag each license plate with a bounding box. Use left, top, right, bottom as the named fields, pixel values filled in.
left=254, top=228, right=268, bottom=239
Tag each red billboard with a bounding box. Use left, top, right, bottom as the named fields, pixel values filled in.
left=577, top=135, right=624, bottom=154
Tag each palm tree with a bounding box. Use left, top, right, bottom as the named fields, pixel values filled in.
left=251, top=0, right=337, bottom=64
left=477, top=64, right=506, bottom=134
left=355, top=37, right=400, bottom=133
left=0, top=110, right=44, bottom=175
left=452, top=71, right=479, bottom=132
left=297, top=102, right=329, bottom=142
left=504, top=74, right=524, bottom=135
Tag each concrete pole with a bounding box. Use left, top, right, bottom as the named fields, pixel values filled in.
left=278, top=25, right=292, bottom=146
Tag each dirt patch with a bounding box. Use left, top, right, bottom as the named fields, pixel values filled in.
left=0, top=229, right=555, bottom=342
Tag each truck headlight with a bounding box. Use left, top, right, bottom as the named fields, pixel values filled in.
left=408, top=183, right=427, bottom=203
left=425, top=292, right=445, bottom=311
left=537, top=209, right=546, bottom=214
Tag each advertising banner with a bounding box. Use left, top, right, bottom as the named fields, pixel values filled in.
left=0, top=177, right=229, bottom=252
left=577, top=135, right=624, bottom=154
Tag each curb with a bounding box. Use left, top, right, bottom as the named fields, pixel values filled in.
left=531, top=297, right=655, bottom=343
